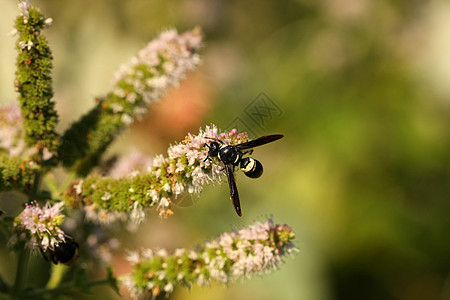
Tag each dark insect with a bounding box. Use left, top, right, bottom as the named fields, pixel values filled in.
left=204, top=134, right=284, bottom=216
left=40, top=238, right=79, bottom=266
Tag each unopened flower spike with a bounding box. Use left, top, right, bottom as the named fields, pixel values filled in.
left=64, top=124, right=248, bottom=222
left=14, top=1, right=60, bottom=154
left=59, top=28, right=203, bottom=176
left=122, top=218, right=297, bottom=299
left=0, top=103, right=43, bottom=193
left=0, top=155, right=37, bottom=192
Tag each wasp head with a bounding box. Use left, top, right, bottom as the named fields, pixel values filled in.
left=204, top=141, right=220, bottom=161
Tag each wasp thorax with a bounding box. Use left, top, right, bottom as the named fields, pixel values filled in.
left=219, top=145, right=240, bottom=164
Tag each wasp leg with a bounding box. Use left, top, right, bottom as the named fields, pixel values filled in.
left=241, top=149, right=253, bottom=156
left=203, top=143, right=210, bottom=162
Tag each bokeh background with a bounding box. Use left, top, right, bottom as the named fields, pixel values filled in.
left=1, top=1, right=450, bottom=299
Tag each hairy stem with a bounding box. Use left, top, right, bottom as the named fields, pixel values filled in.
left=10, top=249, right=29, bottom=300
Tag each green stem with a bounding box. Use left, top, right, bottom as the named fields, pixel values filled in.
left=10, top=162, right=42, bottom=299
left=30, top=149, right=43, bottom=200
left=20, top=278, right=110, bottom=298
left=30, top=171, right=42, bottom=200
left=43, top=173, right=59, bottom=199
left=10, top=249, right=29, bottom=300
left=46, top=264, right=68, bottom=289
left=59, top=172, right=77, bottom=195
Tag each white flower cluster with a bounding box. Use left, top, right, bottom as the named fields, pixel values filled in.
left=111, top=28, right=203, bottom=125
left=153, top=125, right=221, bottom=195
left=0, top=104, right=34, bottom=157
left=11, top=201, right=67, bottom=252
left=18, top=40, right=34, bottom=51
left=123, top=219, right=297, bottom=299
left=147, top=124, right=248, bottom=217
left=207, top=219, right=285, bottom=280
left=18, top=1, right=31, bottom=23
left=72, top=124, right=248, bottom=222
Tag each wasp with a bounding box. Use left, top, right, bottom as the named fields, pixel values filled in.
left=204, top=134, right=283, bottom=216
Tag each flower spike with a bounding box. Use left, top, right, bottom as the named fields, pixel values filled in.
left=122, top=219, right=297, bottom=299
left=64, top=125, right=248, bottom=222
left=14, top=1, right=60, bottom=154
left=59, top=28, right=203, bottom=176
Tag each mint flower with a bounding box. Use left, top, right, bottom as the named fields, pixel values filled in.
left=18, top=1, right=31, bottom=23
left=59, top=28, right=203, bottom=176
left=64, top=125, right=248, bottom=221
left=122, top=219, right=297, bottom=299
left=15, top=1, right=60, bottom=153
left=0, top=103, right=34, bottom=158
left=112, top=28, right=203, bottom=118
left=11, top=201, right=67, bottom=252
left=0, top=3, right=298, bottom=299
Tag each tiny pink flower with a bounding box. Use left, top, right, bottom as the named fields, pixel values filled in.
left=11, top=201, right=68, bottom=252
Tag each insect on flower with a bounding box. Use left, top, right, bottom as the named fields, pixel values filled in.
left=40, top=237, right=79, bottom=266
left=204, top=134, right=284, bottom=216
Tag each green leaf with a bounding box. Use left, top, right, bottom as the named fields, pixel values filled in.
left=106, top=265, right=121, bottom=296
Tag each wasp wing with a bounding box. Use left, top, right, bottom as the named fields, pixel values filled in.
left=235, top=134, right=284, bottom=150
left=225, top=164, right=242, bottom=216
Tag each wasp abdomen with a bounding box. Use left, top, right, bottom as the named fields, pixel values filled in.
left=240, top=157, right=263, bottom=178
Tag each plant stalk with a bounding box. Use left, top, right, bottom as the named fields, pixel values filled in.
left=10, top=249, right=29, bottom=300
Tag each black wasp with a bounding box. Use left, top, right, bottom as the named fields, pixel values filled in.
left=204, top=134, right=283, bottom=216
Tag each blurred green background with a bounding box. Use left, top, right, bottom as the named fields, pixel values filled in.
left=1, top=0, right=450, bottom=299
